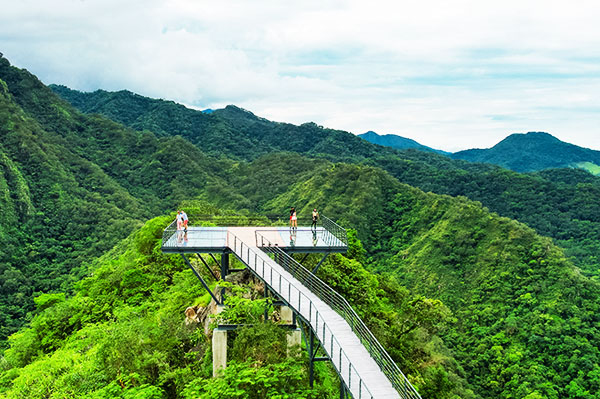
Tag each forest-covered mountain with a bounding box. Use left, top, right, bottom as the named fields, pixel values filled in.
left=452, top=132, right=600, bottom=175
left=50, top=85, right=600, bottom=277
left=358, top=130, right=448, bottom=154
left=0, top=55, right=238, bottom=343
left=2, top=54, right=600, bottom=398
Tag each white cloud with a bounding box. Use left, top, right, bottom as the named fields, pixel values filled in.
left=2, top=0, right=600, bottom=151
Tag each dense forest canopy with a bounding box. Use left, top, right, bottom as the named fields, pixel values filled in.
left=452, top=132, right=600, bottom=174
left=51, top=85, right=600, bottom=277
left=1, top=54, right=600, bottom=398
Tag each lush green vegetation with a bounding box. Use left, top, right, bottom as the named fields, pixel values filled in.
left=358, top=130, right=449, bottom=154
left=575, top=161, right=600, bottom=176
left=0, top=211, right=470, bottom=398
left=452, top=131, right=600, bottom=174
left=2, top=54, right=600, bottom=398
left=0, top=56, right=236, bottom=342
left=51, top=85, right=600, bottom=277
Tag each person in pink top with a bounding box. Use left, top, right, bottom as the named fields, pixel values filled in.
left=290, top=207, right=297, bottom=230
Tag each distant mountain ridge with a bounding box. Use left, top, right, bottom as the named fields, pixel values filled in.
left=358, top=131, right=449, bottom=155
left=452, top=132, right=600, bottom=174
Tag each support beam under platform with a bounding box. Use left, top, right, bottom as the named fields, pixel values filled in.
left=196, top=253, right=218, bottom=280
left=311, top=253, right=329, bottom=274
left=180, top=254, right=221, bottom=305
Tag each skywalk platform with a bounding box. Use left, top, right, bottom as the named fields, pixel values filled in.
left=161, top=221, right=348, bottom=254
left=160, top=215, right=421, bottom=399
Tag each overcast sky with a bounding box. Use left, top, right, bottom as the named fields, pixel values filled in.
left=2, top=0, right=600, bottom=152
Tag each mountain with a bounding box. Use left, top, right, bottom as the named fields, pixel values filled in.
left=452, top=131, right=600, bottom=174
left=2, top=160, right=600, bottom=398
left=3, top=54, right=600, bottom=398
left=51, top=86, right=600, bottom=278
left=358, top=131, right=449, bottom=155
left=0, top=55, right=234, bottom=342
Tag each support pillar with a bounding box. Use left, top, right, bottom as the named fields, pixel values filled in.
left=212, top=328, right=227, bottom=377
left=280, top=306, right=293, bottom=323
left=221, top=252, right=229, bottom=279
left=281, top=306, right=301, bottom=355
left=288, top=328, right=302, bottom=356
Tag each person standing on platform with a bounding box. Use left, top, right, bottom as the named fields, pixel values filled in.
left=290, top=207, right=297, bottom=230
left=181, top=210, right=189, bottom=232
left=176, top=210, right=184, bottom=243
left=311, top=208, right=319, bottom=230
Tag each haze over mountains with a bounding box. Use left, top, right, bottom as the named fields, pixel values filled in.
left=3, top=54, right=600, bottom=398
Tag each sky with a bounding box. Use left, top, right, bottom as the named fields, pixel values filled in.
left=2, top=0, right=600, bottom=152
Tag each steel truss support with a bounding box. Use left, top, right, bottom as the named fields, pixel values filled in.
left=311, top=253, right=329, bottom=274
left=196, top=253, right=218, bottom=280
left=299, top=253, right=310, bottom=263
left=209, top=253, right=220, bottom=269
left=180, top=254, right=221, bottom=305
left=294, top=318, right=329, bottom=388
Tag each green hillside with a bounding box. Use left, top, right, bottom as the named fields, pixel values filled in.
left=575, top=161, right=600, bottom=176
left=205, top=157, right=600, bottom=398
left=0, top=55, right=234, bottom=342
left=0, top=210, right=471, bottom=399
left=452, top=132, right=600, bottom=174
left=50, top=86, right=600, bottom=277
left=2, top=54, right=600, bottom=398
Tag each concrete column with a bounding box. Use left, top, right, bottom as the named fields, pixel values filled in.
left=212, top=328, right=227, bottom=377
left=280, top=306, right=293, bottom=323
left=287, top=328, right=302, bottom=356
left=280, top=306, right=301, bottom=355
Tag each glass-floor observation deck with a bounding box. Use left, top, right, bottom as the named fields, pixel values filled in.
left=161, top=215, right=348, bottom=254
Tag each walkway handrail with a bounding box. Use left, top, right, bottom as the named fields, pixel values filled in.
left=256, top=232, right=421, bottom=399
left=321, top=215, right=348, bottom=246
left=227, top=230, right=377, bottom=399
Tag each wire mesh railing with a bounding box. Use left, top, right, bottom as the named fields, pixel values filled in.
left=321, top=215, right=348, bottom=246
left=162, top=219, right=177, bottom=247
left=256, top=233, right=422, bottom=399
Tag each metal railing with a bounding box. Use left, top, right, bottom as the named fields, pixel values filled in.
left=162, top=219, right=177, bottom=247
left=227, top=230, right=376, bottom=399
left=321, top=215, right=348, bottom=246
left=182, top=214, right=314, bottom=227
left=256, top=233, right=421, bottom=399
left=161, top=213, right=349, bottom=249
